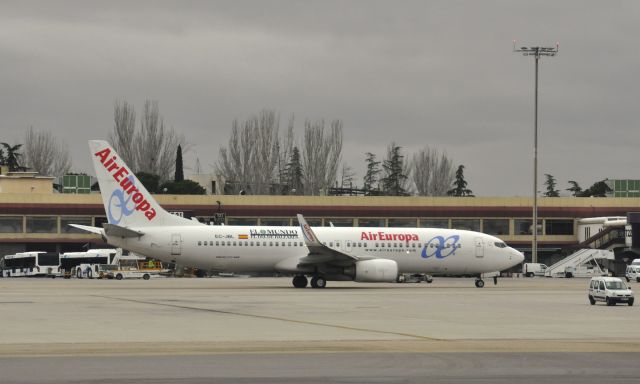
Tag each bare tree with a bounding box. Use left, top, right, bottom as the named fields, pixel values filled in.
left=109, top=100, right=137, bottom=170
left=217, top=110, right=281, bottom=195
left=23, top=127, right=72, bottom=176
left=412, top=147, right=455, bottom=196
left=301, top=119, right=343, bottom=195
left=135, top=101, right=186, bottom=182
left=109, top=100, right=186, bottom=183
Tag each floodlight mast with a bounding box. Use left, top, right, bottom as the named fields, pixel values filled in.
left=513, top=41, right=558, bottom=264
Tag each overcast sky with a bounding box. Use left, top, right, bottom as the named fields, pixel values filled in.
left=1, top=1, right=639, bottom=196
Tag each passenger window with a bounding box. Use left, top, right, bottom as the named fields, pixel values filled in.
left=256, top=242, right=260, bottom=246
left=198, top=241, right=202, bottom=246
left=270, top=242, right=273, bottom=246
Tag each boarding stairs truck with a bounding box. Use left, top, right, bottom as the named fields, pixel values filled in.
left=544, top=249, right=614, bottom=278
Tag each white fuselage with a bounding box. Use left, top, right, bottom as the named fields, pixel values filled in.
left=105, top=225, right=523, bottom=276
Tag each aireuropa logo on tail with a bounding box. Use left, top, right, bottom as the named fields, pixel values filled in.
left=95, top=147, right=157, bottom=224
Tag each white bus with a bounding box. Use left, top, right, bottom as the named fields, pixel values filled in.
left=59, top=249, right=119, bottom=279
left=1, top=252, right=61, bottom=278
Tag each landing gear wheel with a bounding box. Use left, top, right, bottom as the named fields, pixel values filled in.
left=143, top=274, right=150, bottom=280
left=115, top=273, right=123, bottom=280
left=425, top=275, right=433, bottom=284
left=292, top=275, right=308, bottom=288
left=475, top=279, right=485, bottom=288
left=310, top=276, right=326, bottom=289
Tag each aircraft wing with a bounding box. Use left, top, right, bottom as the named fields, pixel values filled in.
left=296, top=214, right=359, bottom=267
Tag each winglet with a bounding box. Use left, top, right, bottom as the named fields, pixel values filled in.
left=297, top=214, right=322, bottom=247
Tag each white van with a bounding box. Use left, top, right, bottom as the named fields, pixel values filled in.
left=522, top=263, right=547, bottom=277
left=626, top=265, right=640, bottom=283
left=588, top=277, right=634, bottom=306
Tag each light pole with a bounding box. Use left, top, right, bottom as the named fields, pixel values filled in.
left=514, top=41, right=558, bottom=263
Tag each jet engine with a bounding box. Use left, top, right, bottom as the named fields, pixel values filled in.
left=353, top=259, right=398, bottom=283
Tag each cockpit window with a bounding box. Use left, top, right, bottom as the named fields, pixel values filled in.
left=494, top=242, right=507, bottom=248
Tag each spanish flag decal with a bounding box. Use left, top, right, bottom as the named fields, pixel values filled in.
left=238, top=234, right=249, bottom=240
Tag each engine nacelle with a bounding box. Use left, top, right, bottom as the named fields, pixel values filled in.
left=354, top=259, right=398, bottom=283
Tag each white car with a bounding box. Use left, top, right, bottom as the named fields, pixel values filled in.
left=626, top=265, right=640, bottom=283
left=588, top=277, right=634, bottom=306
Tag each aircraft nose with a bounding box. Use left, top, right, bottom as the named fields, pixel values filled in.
left=514, top=249, right=525, bottom=264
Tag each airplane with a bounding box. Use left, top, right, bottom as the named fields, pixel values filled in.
left=71, top=140, right=525, bottom=289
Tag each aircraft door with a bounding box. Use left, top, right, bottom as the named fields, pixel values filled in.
left=474, top=237, right=484, bottom=258
left=171, top=234, right=182, bottom=256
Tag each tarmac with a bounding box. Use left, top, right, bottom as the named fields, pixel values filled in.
left=1, top=276, right=639, bottom=383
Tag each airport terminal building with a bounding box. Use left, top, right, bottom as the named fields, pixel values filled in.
left=1, top=172, right=639, bottom=267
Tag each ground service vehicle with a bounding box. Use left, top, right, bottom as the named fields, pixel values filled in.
left=1, top=252, right=61, bottom=278
left=588, top=277, right=634, bottom=306
left=626, top=265, right=640, bottom=283
left=59, top=249, right=118, bottom=278
left=522, top=263, right=548, bottom=277
left=99, top=254, right=168, bottom=280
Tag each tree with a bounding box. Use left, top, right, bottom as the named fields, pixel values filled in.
left=136, top=172, right=161, bottom=194
left=447, top=165, right=474, bottom=197
left=175, top=145, right=184, bottom=182
left=23, top=127, right=72, bottom=176
left=285, top=146, right=303, bottom=195
left=109, top=100, right=137, bottom=169
left=543, top=174, right=560, bottom=197
left=217, top=109, right=281, bottom=195
left=579, top=180, right=612, bottom=197
left=411, top=147, right=455, bottom=196
left=0, top=143, right=24, bottom=171
left=301, top=119, right=343, bottom=195
left=381, top=143, right=409, bottom=196
left=567, top=180, right=582, bottom=197
left=160, top=180, right=206, bottom=195
left=363, top=152, right=381, bottom=193
left=109, top=100, right=187, bottom=182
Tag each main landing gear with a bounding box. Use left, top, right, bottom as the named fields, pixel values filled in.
left=292, top=275, right=326, bottom=289
left=475, top=278, right=485, bottom=288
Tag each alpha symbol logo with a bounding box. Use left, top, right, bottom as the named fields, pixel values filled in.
left=421, top=235, right=461, bottom=259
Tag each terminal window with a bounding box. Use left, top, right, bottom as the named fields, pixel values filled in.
left=26, top=216, right=57, bottom=233
left=483, top=219, right=509, bottom=236
left=0, top=216, right=23, bottom=233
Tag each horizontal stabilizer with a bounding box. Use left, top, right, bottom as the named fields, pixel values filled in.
left=103, top=223, right=144, bottom=238
left=68, top=224, right=104, bottom=235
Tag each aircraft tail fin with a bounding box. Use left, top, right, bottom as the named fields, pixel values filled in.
left=89, top=140, right=193, bottom=228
